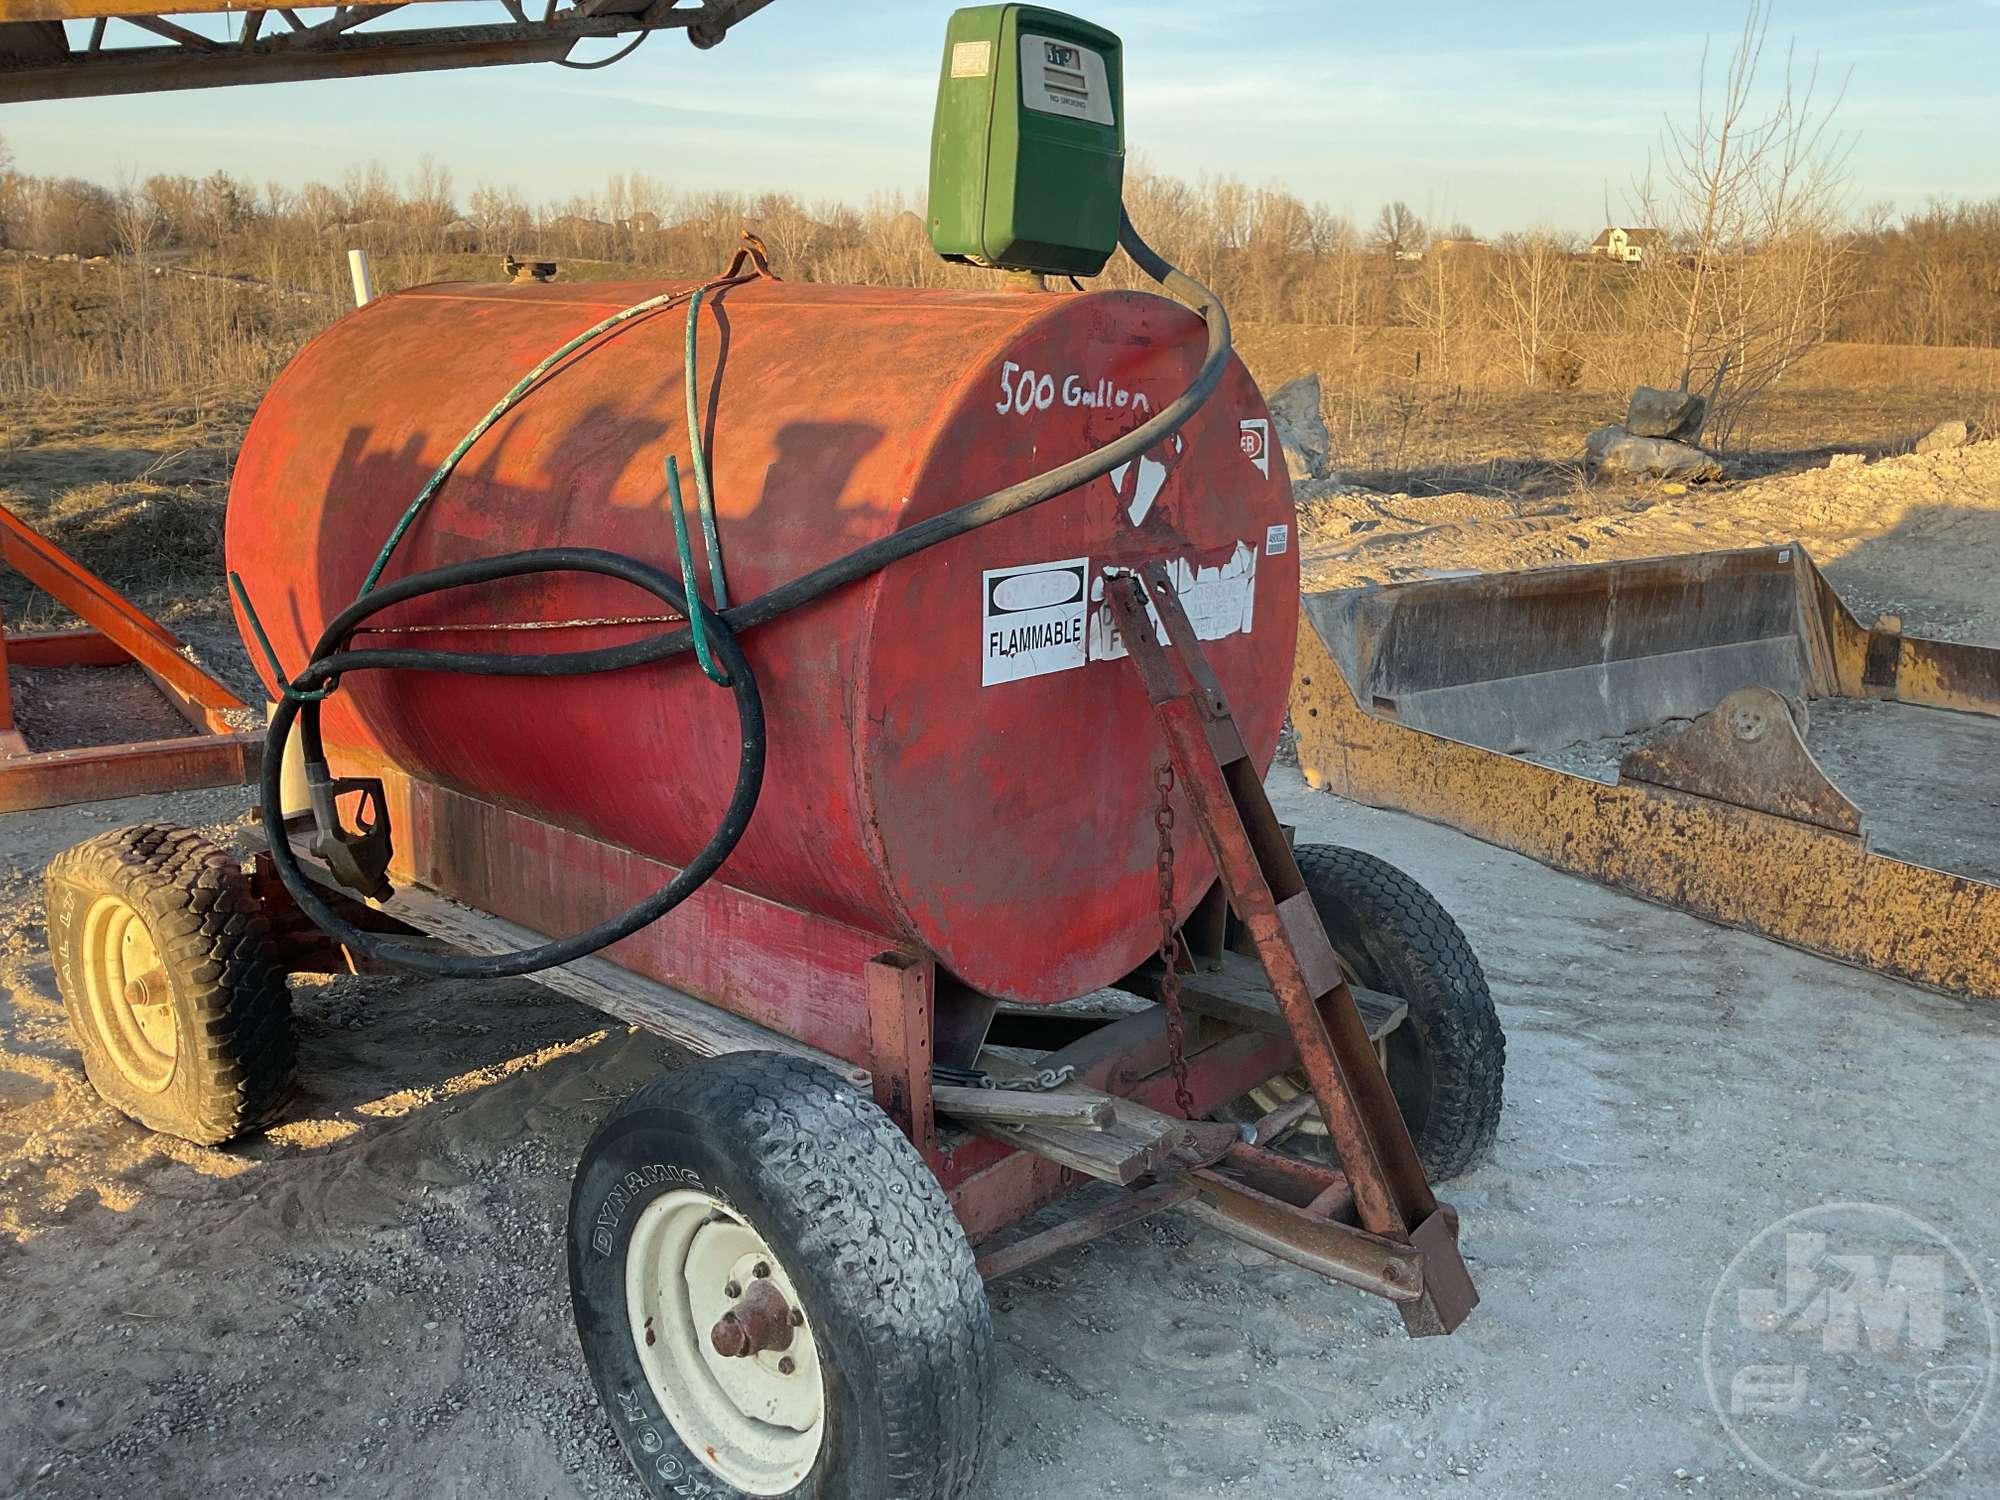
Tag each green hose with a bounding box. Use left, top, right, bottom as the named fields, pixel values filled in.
left=242, top=273, right=743, bottom=703
left=684, top=286, right=729, bottom=610
left=358, top=281, right=722, bottom=599
left=665, top=455, right=730, bottom=685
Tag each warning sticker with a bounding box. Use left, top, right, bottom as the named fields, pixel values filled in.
left=1265, top=523, right=1290, bottom=556
left=950, top=39, right=993, bottom=78
left=982, top=557, right=1089, bottom=686
left=1239, top=418, right=1271, bottom=478
left=1087, top=541, right=1260, bottom=663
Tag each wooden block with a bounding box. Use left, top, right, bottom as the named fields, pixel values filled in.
left=965, top=1112, right=1179, bottom=1186
left=1146, top=952, right=1408, bottom=1041
left=933, top=1084, right=1116, bottom=1131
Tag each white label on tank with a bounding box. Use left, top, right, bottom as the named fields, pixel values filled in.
left=982, top=557, right=1089, bottom=686
left=1239, top=418, right=1271, bottom=478
left=1265, top=523, right=1290, bottom=556
left=950, top=40, right=992, bottom=79
left=1088, top=542, right=1259, bottom=663
left=1020, top=34, right=1115, bottom=127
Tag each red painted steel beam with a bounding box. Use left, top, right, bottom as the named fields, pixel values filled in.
left=0, top=503, right=245, bottom=717
left=945, top=1022, right=1295, bottom=1239
left=3, top=628, right=130, bottom=668
left=0, top=733, right=258, bottom=813
left=1108, top=568, right=1476, bottom=1335
left=866, top=951, right=938, bottom=1164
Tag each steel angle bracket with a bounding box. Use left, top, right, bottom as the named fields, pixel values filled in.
left=1107, top=562, right=1476, bottom=1336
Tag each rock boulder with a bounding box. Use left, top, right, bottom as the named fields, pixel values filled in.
left=1586, top=424, right=1723, bottom=482
left=1268, top=374, right=1332, bottom=483
left=1625, top=386, right=1706, bottom=441
left=1914, top=419, right=1970, bottom=456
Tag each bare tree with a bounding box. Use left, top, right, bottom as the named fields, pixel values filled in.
left=1490, top=229, right=1583, bottom=387
left=0, top=132, right=17, bottom=248
left=1370, top=200, right=1425, bottom=262
left=1399, top=248, right=1474, bottom=380
left=16, top=177, right=117, bottom=255
left=1632, top=0, right=1855, bottom=445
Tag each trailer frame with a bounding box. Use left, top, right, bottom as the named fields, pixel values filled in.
left=247, top=563, right=1477, bottom=1330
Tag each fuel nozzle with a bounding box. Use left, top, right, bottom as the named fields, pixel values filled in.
left=305, top=764, right=394, bottom=901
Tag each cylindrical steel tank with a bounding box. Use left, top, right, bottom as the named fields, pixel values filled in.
left=227, top=277, right=1298, bottom=1003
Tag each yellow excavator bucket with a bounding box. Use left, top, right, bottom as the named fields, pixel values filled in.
left=1292, top=544, right=2000, bottom=1000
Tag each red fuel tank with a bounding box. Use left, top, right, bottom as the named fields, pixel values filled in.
left=226, top=277, right=1298, bottom=1003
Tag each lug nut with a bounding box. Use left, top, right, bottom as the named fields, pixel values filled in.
left=778, top=1356, right=795, bottom=1375
left=789, top=1309, right=804, bottom=1327
left=724, top=1280, right=741, bottom=1299
left=752, top=1261, right=770, bottom=1280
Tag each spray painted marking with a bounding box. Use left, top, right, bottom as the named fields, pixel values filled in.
left=1109, top=432, right=1183, bottom=525
left=982, top=557, right=1089, bottom=686
left=1088, top=541, right=1260, bottom=662
left=995, top=361, right=1152, bottom=420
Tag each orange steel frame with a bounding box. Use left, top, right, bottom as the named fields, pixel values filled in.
left=0, top=502, right=258, bottom=811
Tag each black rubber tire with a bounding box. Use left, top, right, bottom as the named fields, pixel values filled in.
left=568, top=1052, right=993, bottom=1500
left=1248, top=844, right=1504, bottom=1180
left=44, top=823, right=295, bottom=1145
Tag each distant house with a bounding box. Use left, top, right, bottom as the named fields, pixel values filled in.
left=1589, top=226, right=1664, bottom=264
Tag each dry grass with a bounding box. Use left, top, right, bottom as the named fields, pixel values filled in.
left=0, top=386, right=255, bottom=698
left=1230, top=324, right=1999, bottom=495
left=0, top=256, right=324, bottom=397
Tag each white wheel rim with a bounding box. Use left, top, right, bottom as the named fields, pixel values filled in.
left=625, top=1189, right=826, bottom=1495
left=79, top=894, right=176, bottom=1093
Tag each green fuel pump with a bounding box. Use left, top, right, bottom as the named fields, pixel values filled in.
left=927, top=5, right=1126, bottom=276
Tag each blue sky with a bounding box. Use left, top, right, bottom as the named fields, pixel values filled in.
left=7, top=0, right=1997, bottom=233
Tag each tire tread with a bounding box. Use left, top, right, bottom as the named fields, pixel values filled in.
left=588, top=1053, right=992, bottom=1499
left=45, top=823, right=294, bottom=1145
left=1296, top=843, right=1504, bottom=1179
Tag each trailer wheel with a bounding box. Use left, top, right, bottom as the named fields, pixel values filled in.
left=568, top=1052, right=992, bottom=1500
left=44, top=823, right=295, bottom=1146
left=1238, top=844, right=1503, bottom=1180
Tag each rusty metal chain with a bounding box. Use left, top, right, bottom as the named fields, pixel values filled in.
left=1154, top=759, right=1197, bottom=1120
left=931, top=1063, right=1077, bottom=1093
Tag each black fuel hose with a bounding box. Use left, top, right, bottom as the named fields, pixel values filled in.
left=264, top=552, right=763, bottom=980
left=257, top=210, right=1229, bottom=977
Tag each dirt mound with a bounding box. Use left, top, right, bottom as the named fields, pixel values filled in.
left=1299, top=439, right=2000, bottom=643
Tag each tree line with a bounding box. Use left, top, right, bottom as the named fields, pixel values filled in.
left=3, top=3, right=1995, bottom=440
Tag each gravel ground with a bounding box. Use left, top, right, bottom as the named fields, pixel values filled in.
left=2, top=768, right=1997, bottom=1499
